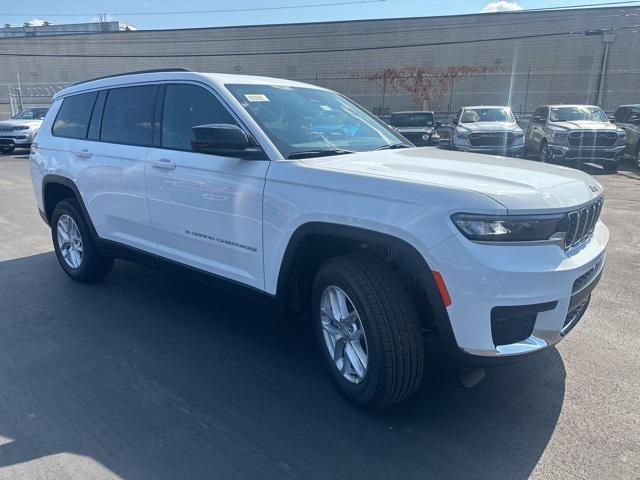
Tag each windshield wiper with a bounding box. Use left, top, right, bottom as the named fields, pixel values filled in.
left=287, top=149, right=355, bottom=159
left=374, top=143, right=411, bottom=151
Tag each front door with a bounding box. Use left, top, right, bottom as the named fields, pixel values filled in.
left=145, top=83, right=269, bottom=290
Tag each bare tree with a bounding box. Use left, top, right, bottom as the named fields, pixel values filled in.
left=355, top=65, right=496, bottom=110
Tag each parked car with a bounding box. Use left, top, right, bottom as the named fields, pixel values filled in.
left=449, top=106, right=524, bottom=157
left=525, top=105, right=626, bottom=171
left=612, top=104, right=640, bottom=168
left=31, top=70, right=607, bottom=409
left=0, top=107, right=49, bottom=154
left=387, top=111, right=441, bottom=146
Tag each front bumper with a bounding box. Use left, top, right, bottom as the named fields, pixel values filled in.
left=428, top=220, right=608, bottom=362
left=548, top=143, right=625, bottom=163
left=0, top=131, right=35, bottom=147
left=454, top=137, right=524, bottom=157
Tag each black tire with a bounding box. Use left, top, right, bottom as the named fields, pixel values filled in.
left=51, top=198, right=114, bottom=282
left=603, top=160, right=619, bottom=172
left=539, top=139, right=550, bottom=162
left=312, top=253, right=424, bottom=409
left=635, top=144, right=640, bottom=170
left=1, top=146, right=15, bottom=154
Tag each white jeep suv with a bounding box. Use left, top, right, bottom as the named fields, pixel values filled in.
left=31, top=70, right=607, bottom=409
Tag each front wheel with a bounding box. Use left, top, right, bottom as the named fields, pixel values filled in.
left=539, top=140, right=550, bottom=162
left=312, top=253, right=424, bottom=409
left=51, top=199, right=114, bottom=282
left=603, top=160, right=620, bottom=172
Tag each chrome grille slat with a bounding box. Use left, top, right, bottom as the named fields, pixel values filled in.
left=564, top=198, right=603, bottom=250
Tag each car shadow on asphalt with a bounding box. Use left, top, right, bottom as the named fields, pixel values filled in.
left=0, top=252, right=566, bottom=480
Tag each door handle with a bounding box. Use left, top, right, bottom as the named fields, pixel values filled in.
left=74, top=149, right=92, bottom=159
left=151, top=159, right=177, bottom=171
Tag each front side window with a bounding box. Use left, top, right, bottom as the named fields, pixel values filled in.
left=162, top=84, right=237, bottom=151
left=460, top=108, right=514, bottom=123
left=225, top=84, right=407, bottom=158
left=14, top=108, right=49, bottom=120
left=389, top=112, right=434, bottom=127
left=101, top=85, right=157, bottom=146
left=52, top=92, right=97, bottom=139
left=549, top=106, right=609, bottom=123
left=626, top=107, right=640, bottom=124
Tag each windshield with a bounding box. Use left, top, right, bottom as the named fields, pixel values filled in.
left=226, top=84, right=408, bottom=158
left=389, top=112, right=434, bottom=127
left=13, top=108, right=49, bottom=120
left=549, top=106, right=609, bottom=122
left=460, top=108, right=514, bottom=123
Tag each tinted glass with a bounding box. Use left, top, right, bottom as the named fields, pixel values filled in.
left=628, top=107, right=640, bottom=124
left=614, top=107, right=629, bottom=123
left=226, top=84, right=406, bottom=158
left=162, top=84, right=237, bottom=151
left=101, top=85, right=157, bottom=146
left=389, top=112, right=435, bottom=127
left=52, top=92, right=97, bottom=139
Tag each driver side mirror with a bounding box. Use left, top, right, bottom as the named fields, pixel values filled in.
left=452, top=118, right=459, bottom=125
left=435, top=121, right=442, bottom=129
left=191, top=124, right=262, bottom=158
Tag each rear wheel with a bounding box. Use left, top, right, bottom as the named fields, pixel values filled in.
left=51, top=199, right=114, bottom=282
left=312, top=253, right=424, bottom=409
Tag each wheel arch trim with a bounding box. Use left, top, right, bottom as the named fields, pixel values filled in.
left=274, top=221, right=456, bottom=341
left=42, top=174, right=99, bottom=239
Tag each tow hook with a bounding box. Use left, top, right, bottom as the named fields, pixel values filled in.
left=457, top=368, right=486, bottom=388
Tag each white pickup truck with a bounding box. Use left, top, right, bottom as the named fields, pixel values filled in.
left=30, top=70, right=607, bottom=409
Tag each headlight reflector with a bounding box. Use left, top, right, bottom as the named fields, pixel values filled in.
left=451, top=213, right=567, bottom=242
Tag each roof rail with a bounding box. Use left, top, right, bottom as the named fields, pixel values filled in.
left=72, top=68, right=192, bottom=86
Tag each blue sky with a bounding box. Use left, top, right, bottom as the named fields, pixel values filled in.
left=1, top=1, right=633, bottom=30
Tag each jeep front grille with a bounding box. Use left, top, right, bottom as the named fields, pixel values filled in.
left=565, top=198, right=603, bottom=250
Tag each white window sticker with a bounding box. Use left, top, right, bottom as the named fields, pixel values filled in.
left=320, top=105, right=332, bottom=111
left=244, top=94, right=269, bottom=102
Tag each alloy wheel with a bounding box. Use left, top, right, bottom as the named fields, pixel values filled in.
left=319, top=286, right=369, bottom=384
left=56, top=214, right=84, bottom=269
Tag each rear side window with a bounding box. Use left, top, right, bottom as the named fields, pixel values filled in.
left=161, top=84, right=237, bottom=151
left=101, top=85, right=157, bottom=146
left=52, top=92, right=98, bottom=139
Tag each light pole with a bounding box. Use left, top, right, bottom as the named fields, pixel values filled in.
left=586, top=29, right=616, bottom=108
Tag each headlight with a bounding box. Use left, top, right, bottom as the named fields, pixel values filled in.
left=451, top=213, right=566, bottom=242
left=456, top=130, right=470, bottom=139
left=12, top=126, right=29, bottom=131
left=513, top=131, right=524, bottom=138
left=551, top=130, right=569, bottom=139
left=617, top=130, right=626, bottom=139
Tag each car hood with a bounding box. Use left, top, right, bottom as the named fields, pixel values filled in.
left=302, top=148, right=601, bottom=213
left=457, top=121, right=522, bottom=132
left=549, top=121, right=617, bottom=131
left=0, top=119, right=41, bottom=128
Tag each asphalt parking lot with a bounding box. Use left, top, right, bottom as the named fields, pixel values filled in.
left=0, top=152, right=638, bottom=480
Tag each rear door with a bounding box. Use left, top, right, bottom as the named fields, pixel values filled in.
left=145, top=82, right=269, bottom=290
left=78, top=84, right=159, bottom=252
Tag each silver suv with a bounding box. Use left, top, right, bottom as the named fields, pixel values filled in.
left=613, top=104, right=640, bottom=168
left=0, top=107, right=49, bottom=154
left=525, top=105, right=625, bottom=171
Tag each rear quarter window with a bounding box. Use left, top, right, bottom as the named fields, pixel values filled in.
left=52, top=92, right=98, bottom=139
